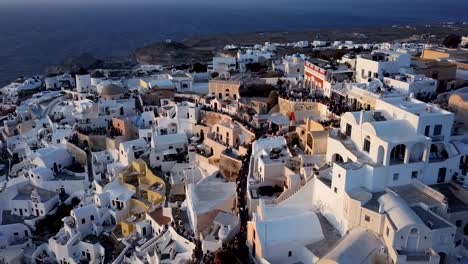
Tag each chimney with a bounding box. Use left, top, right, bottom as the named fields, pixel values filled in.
left=359, top=110, right=364, bottom=125
left=378, top=203, right=385, bottom=214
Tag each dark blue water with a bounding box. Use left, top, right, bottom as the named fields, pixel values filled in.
left=0, top=1, right=467, bottom=86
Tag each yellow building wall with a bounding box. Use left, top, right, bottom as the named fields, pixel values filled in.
left=247, top=221, right=263, bottom=261
left=421, top=49, right=450, bottom=60
left=121, top=222, right=135, bottom=237
left=147, top=190, right=165, bottom=205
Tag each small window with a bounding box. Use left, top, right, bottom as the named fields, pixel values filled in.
left=393, top=173, right=399, bottom=181
left=364, top=215, right=370, bottom=222
left=82, top=218, right=86, bottom=224
left=90, top=215, right=94, bottom=221
left=253, top=230, right=256, bottom=239
left=363, top=137, right=371, bottom=153
left=386, top=227, right=389, bottom=236
left=424, top=125, right=430, bottom=136
left=412, top=171, right=418, bottom=179
left=345, top=124, right=352, bottom=137
left=288, top=251, right=292, bottom=257
left=334, top=187, right=338, bottom=194
left=434, top=124, right=442, bottom=136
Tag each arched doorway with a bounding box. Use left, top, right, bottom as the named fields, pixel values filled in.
left=291, top=136, right=300, bottom=148
left=307, top=133, right=313, bottom=149
left=464, top=223, right=468, bottom=236
left=390, top=144, right=406, bottom=165
left=409, top=142, right=425, bottom=163
left=332, top=153, right=344, bottom=164
left=407, top=228, right=419, bottom=251
left=377, top=146, right=385, bottom=165
left=438, top=252, right=446, bottom=264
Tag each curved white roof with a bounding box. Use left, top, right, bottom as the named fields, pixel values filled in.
left=378, top=192, right=423, bottom=230
left=255, top=208, right=323, bottom=248
left=187, top=181, right=236, bottom=215
left=364, top=120, right=426, bottom=143
left=33, top=145, right=72, bottom=169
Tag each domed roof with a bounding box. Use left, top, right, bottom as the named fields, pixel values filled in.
left=100, top=84, right=126, bottom=96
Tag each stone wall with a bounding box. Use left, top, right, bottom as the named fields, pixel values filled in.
left=65, top=142, right=87, bottom=165
left=77, top=133, right=107, bottom=152
left=201, top=111, right=231, bottom=127
left=278, top=98, right=331, bottom=118
left=278, top=97, right=319, bottom=115
left=219, top=153, right=242, bottom=182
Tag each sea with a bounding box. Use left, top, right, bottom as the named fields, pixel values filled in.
left=0, top=0, right=468, bottom=86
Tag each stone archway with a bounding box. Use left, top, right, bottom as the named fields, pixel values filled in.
left=377, top=145, right=385, bottom=165
left=409, top=142, right=425, bottom=163
left=332, top=153, right=344, bottom=164
left=307, top=133, right=313, bottom=149
left=390, top=144, right=406, bottom=165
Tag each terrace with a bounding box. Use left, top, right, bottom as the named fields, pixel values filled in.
left=120, top=160, right=166, bottom=206
left=411, top=205, right=453, bottom=230
left=260, top=146, right=290, bottom=164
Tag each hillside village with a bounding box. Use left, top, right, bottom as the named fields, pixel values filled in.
left=0, top=36, right=468, bottom=264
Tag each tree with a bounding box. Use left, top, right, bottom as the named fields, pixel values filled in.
left=245, top=63, right=267, bottom=73
left=210, top=72, right=219, bottom=79
left=199, top=129, right=205, bottom=141
left=442, top=34, right=462, bottom=48
left=191, top=63, right=207, bottom=73
left=266, top=90, right=279, bottom=111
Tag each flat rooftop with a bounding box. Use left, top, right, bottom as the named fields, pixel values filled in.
left=389, top=184, right=442, bottom=208
left=12, top=184, right=57, bottom=202
left=305, top=213, right=341, bottom=258
left=147, top=208, right=171, bottom=226
left=411, top=205, right=452, bottom=230
left=430, top=183, right=468, bottom=213
left=411, top=58, right=457, bottom=69
left=381, top=97, right=451, bottom=116
left=362, top=192, right=385, bottom=212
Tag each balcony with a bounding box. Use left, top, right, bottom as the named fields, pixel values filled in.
left=397, top=250, right=433, bottom=262
left=430, top=135, right=444, bottom=142
left=428, top=143, right=450, bottom=163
